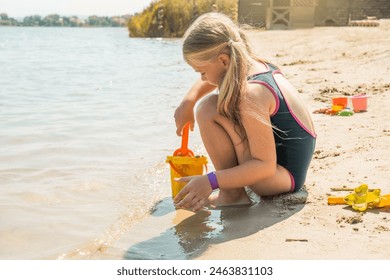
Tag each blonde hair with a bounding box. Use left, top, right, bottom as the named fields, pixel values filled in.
left=183, top=13, right=262, bottom=139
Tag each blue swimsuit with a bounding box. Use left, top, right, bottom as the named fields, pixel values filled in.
left=248, top=63, right=316, bottom=192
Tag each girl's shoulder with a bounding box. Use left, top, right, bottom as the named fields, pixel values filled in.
left=246, top=82, right=275, bottom=102
left=243, top=82, right=277, bottom=116
left=247, top=61, right=272, bottom=78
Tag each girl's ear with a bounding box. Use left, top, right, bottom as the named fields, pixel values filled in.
left=219, top=53, right=230, bottom=69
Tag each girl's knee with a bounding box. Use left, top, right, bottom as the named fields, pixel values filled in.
left=196, top=94, right=218, bottom=123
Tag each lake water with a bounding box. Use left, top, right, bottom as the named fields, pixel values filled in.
left=0, top=27, right=206, bottom=259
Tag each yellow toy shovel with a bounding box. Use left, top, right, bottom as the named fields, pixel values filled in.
left=328, top=184, right=390, bottom=212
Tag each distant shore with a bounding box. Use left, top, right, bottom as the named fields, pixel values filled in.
left=0, top=13, right=130, bottom=27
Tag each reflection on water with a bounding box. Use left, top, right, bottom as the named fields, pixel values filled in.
left=123, top=190, right=307, bottom=260
left=124, top=198, right=223, bottom=260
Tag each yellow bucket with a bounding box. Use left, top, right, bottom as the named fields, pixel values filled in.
left=166, top=155, right=208, bottom=198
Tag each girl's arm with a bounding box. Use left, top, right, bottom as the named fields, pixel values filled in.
left=174, top=78, right=216, bottom=135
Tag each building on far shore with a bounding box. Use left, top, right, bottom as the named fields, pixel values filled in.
left=238, top=0, right=390, bottom=29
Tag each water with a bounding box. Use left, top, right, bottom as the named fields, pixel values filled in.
left=0, top=27, right=204, bottom=259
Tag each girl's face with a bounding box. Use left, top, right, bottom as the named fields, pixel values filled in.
left=191, top=55, right=230, bottom=86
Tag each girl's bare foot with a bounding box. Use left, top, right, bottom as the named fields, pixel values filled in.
left=208, top=188, right=252, bottom=207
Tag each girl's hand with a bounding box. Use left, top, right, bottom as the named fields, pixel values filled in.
left=173, top=175, right=213, bottom=211
left=174, top=99, right=195, bottom=136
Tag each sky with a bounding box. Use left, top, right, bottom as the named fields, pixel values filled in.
left=0, top=0, right=154, bottom=18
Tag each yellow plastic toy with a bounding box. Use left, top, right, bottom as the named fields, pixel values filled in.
left=166, top=123, right=208, bottom=198
left=328, top=184, right=390, bottom=212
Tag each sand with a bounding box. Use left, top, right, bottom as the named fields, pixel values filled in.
left=197, top=20, right=390, bottom=260
left=104, top=20, right=390, bottom=260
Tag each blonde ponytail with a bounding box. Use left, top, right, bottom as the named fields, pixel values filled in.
left=217, top=39, right=248, bottom=137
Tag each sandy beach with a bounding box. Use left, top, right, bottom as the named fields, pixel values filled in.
left=95, top=21, right=390, bottom=260
left=197, top=20, right=390, bottom=259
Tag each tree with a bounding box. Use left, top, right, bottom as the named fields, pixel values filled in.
left=43, top=14, right=61, bottom=26
left=23, top=15, right=42, bottom=26
left=0, top=13, right=9, bottom=20
left=128, top=0, right=237, bottom=37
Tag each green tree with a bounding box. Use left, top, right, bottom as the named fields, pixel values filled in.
left=128, top=0, right=237, bottom=37
left=0, top=13, right=9, bottom=20
left=23, top=15, right=42, bottom=26
left=0, top=13, right=20, bottom=26
left=43, top=14, right=61, bottom=26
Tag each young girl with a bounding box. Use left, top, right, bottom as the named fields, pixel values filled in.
left=173, top=13, right=316, bottom=211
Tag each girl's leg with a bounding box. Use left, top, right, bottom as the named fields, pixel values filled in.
left=196, top=94, right=293, bottom=205
left=196, top=94, right=252, bottom=206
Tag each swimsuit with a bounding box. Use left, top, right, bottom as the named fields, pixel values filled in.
left=248, top=63, right=316, bottom=192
